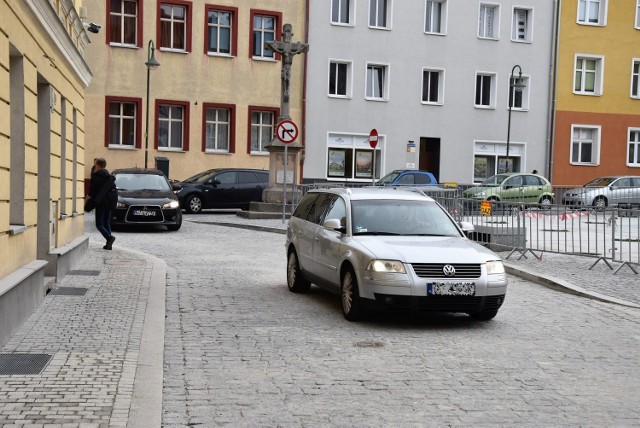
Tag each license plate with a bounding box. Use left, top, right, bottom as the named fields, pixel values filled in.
left=427, top=282, right=476, bottom=296
left=133, top=209, right=156, bottom=217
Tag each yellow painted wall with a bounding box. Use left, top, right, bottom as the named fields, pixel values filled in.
left=84, top=0, right=307, bottom=182
left=0, top=0, right=89, bottom=278
left=557, top=0, right=640, bottom=113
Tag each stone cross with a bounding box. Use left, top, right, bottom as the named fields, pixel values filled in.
left=264, top=23, right=309, bottom=120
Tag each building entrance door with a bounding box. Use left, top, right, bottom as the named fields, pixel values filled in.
left=419, top=137, right=440, bottom=182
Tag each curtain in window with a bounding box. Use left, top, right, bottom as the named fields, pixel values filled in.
left=426, top=1, right=441, bottom=33
left=367, top=66, right=384, bottom=98
left=633, top=62, right=639, bottom=97
left=629, top=131, right=639, bottom=165
left=332, top=0, right=349, bottom=23
left=513, top=9, right=527, bottom=40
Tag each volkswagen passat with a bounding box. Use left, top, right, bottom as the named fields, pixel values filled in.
left=285, top=187, right=507, bottom=321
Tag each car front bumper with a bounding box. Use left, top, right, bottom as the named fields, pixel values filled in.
left=111, top=205, right=182, bottom=226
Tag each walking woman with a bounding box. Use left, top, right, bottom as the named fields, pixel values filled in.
left=85, top=158, right=117, bottom=250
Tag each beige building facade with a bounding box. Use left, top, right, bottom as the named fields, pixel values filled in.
left=83, top=0, right=307, bottom=185
left=0, top=0, right=92, bottom=345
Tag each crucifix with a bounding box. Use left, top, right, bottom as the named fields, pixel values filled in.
left=264, top=23, right=309, bottom=121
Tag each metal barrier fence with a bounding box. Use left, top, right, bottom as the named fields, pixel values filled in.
left=290, top=183, right=640, bottom=271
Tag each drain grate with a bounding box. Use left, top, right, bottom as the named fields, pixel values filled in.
left=48, top=287, right=88, bottom=296
left=354, top=340, right=385, bottom=348
left=68, top=270, right=100, bottom=276
left=0, top=354, right=53, bottom=375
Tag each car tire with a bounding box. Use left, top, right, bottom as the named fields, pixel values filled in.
left=167, top=219, right=182, bottom=231
left=287, top=250, right=311, bottom=293
left=185, top=194, right=203, bottom=214
left=469, top=309, right=498, bottom=321
left=539, top=196, right=553, bottom=209
left=341, top=267, right=362, bottom=321
left=592, top=196, right=607, bottom=209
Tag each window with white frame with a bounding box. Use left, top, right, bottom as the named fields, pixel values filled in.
left=574, top=55, right=603, bottom=95
left=329, top=61, right=351, bottom=97
left=109, top=0, right=139, bottom=46
left=108, top=100, right=138, bottom=147
left=332, top=0, right=353, bottom=25
left=571, top=125, right=600, bottom=165
left=250, top=110, right=274, bottom=153
left=206, top=7, right=234, bottom=55
left=475, top=73, right=496, bottom=108
left=369, top=0, right=391, bottom=29
left=512, top=7, right=532, bottom=42
left=422, top=68, right=444, bottom=104
left=425, top=0, right=446, bottom=34
left=204, top=107, right=230, bottom=152
left=632, top=59, right=639, bottom=98
left=577, top=0, right=606, bottom=25
left=327, top=133, right=382, bottom=180
left=478, top=3, right=499, bottom=39
left=366, top=64, right=388, bottom=100
left=159, top=3, right=189, bottom=51
left=636, top=0, right=640, bottom=28
left=252, top=14, right=277, bottom=58
left=158, top=104, right=185, bottom=150
left=508, top=75, right=530, bottom=110
left=629, top=129, right=640, bottom=166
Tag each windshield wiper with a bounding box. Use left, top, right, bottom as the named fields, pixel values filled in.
left=354, top=231, right=402, bottom=236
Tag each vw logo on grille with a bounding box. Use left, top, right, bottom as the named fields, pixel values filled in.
left=442, top=265, right=456, bottom=277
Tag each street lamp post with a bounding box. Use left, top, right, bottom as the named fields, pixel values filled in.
left=506, top=64, right=526, bottom=172
left=144, top=40, right=160, bottom=169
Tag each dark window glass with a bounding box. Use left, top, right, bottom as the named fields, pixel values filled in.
left=239, top=171, right=258, bottom=184
left=414, top=173, right=431, bottom=185
left=293, top=193, right=319, bottom=219
left=306, top=193, right=335, bottom=225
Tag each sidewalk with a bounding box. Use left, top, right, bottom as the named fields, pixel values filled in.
left=0, top=243, right=166, bottom=427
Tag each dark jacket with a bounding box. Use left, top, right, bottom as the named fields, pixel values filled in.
left=90, top=169, right=117, bottom=209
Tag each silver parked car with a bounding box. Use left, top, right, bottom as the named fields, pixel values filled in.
left=562, top=176, right=640, bottom=208
left=285, top=187, right=508, bottom=321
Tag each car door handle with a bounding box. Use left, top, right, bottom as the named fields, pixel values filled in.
left=314, top=237, right=320, bottom=242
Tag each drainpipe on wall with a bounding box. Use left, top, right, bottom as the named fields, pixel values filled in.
left=300, top=0, right=310, bottom=184
left=547, top=0, right=562, bottom=183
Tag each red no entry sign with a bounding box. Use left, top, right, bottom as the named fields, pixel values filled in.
left=369, top=128, right=378, bottom=148
left=276, top=120, right=298, bottom=144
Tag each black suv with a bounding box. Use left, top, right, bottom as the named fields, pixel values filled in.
left=176, top=168, right=269, bottom=213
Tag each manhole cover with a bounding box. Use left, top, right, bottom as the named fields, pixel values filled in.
left=0, top=354, right=52, bottom=375
left=48, top=287, right=88, bottom=296
left=68, top=270, right=100, bottom=276
left=354, top=340, right=385, bottom=348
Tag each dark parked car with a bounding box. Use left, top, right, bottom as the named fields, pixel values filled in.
left=176, top=168, right=269, bottom=213
left=111, top=168, right=182, bottom=231
left=377, top=169, right=438, bottom=186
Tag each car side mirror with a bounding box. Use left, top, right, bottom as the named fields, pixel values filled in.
left=459, top=221, right=474, bottom=233
left=323, top=218, right=345, bottom=233
left=172, top=183, right=182, bottom=191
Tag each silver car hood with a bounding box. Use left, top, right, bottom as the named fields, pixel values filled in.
left=353, top=235, right=500, bottom=264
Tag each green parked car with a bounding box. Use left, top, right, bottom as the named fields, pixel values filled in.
left=463, top=173, right=555, bottom=206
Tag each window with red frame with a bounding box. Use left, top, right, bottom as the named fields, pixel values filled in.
left=252, top=14, right=277, bottom=58
left=106, top=97, right=141, bottom=148
left=204, top=105, right=233, bottom=152
left=157, top=101, right=189, bottom=151
left=109, top=0, right=140, bottom=46
left=159, top=2, right=190, bottom=51
left=206, top=6, right=237, bottom=55
left=249, top=108, right=277, bottom=153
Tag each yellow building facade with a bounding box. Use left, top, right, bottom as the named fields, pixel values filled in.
left=0, top=0, right=92, bottom=345
left=83, top=0, right=307, bottom=185
left=552, top=0, right=640, bottom=185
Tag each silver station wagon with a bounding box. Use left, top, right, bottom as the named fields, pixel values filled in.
left=285, top=188, right=508, bottom=321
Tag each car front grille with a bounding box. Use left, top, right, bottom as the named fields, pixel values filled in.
left=411, top=263, right=481, bottom=279
left=374, top=294, right=505, bottom=313
left=125, top=205, right=164, bottom=223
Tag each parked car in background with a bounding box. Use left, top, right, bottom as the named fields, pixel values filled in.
left=285, top=187, right=507, bottom=321
left=562, top=176, right=640, bottom=208
left=176, top=168, right=269, bottom=213
left=377, top=170, right=438, bottom=186
left=462, top=173, right=555, bottom=206
left=111, top=168, right=182, bottom=231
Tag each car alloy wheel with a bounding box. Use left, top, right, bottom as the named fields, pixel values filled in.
left=341, top=268, right=362, bottom=321
left=287, top=250, right=310, bottom=293
left=593, top=196, right=607, bottom=209
left=186, top=195, right=203, bottom=214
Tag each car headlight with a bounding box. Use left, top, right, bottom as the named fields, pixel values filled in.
left=116, top=202, right=127, bottom=209
left=163, top=200, right=180, bottom=209
left=486, top=260, right=505, bottom=275
left=367, top=260, right=406, bottom=274
left=478, top=191, right=487, bottom=197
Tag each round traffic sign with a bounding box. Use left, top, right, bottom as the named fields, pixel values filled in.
left=369, top=128, right=378, bottom=148
left=276, top=120, right=299, bottom=144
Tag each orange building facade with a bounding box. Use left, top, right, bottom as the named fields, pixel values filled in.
left=551, top=0, right=640, bottom=186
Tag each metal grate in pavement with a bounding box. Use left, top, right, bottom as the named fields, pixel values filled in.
left=48, top=287, right=88, bottom=296
left=0, top=353, right=53, bottom=375
left=68, top=270, right=101, bottom=276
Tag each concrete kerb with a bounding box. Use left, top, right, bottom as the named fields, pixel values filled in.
left=186, top=218, right=640, bottom=310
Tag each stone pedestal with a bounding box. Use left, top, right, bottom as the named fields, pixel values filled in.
left=262, top=138, right=303, bottom=204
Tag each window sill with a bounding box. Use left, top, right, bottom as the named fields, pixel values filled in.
left=205, top=150, right=231, bottom=155
left=627, top=164, right=640, bottom=168
left=577, top=21, right=605, bottom=27
left=159, top=48, right=189, bottom=54
left=510, top=39, right=532, bottom=44
left=424, top=31, right=446, bottom=36
left=158, top=148, right=186, bottom=153
left=109, top=43, right=139, bottom=49
left=328, top=94, right=352, bottom=100
left=569, top=162, right=599, bottom=167
left=477, top=36, right=499, bottom=41
left=252, top=56, right=277, bottom=62
left=365, top=97, right=389, bottom=102
left=507, top=107, right=529, bottom=112
left=368, top=26, right=392, bottom=31
left=108, top=145, right=137, bottom=150
left=250, top=152, right=270, bottom=156
left=331, top=22, right=355, bottom=28
left=474, top=105, right=495, bottom=110
left=573, top=91, right=602, bottom=97
left=421, top=101, right=444, bottom=106
left=9, top=224, right=27, bottom=236
left=207, top=52, right=234, bottom=58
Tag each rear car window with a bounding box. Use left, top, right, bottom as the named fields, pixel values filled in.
left=292, top=193, right=318, bottom=219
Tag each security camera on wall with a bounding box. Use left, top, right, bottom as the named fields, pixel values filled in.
left=83, top=22, right=101, bottom=34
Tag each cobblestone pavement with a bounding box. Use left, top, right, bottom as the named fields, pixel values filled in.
left=1, top=211, right=639, bottom=426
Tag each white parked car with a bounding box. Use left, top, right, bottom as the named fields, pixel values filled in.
left=285, top=187, right=508, bottom=321
left=562, top=176, right=640, bottom=208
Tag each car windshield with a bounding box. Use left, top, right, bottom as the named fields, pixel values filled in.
left=377, top=171, right=401, bottom=185
left=584, top=177, right=616, bottom=187
left=350, top=199, right=461, bottom=237
left=480, top=174, right=510, bottom=187
left=183, top=170, right=216, bottom=184
left=115, top=173, right=170, bottom=191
